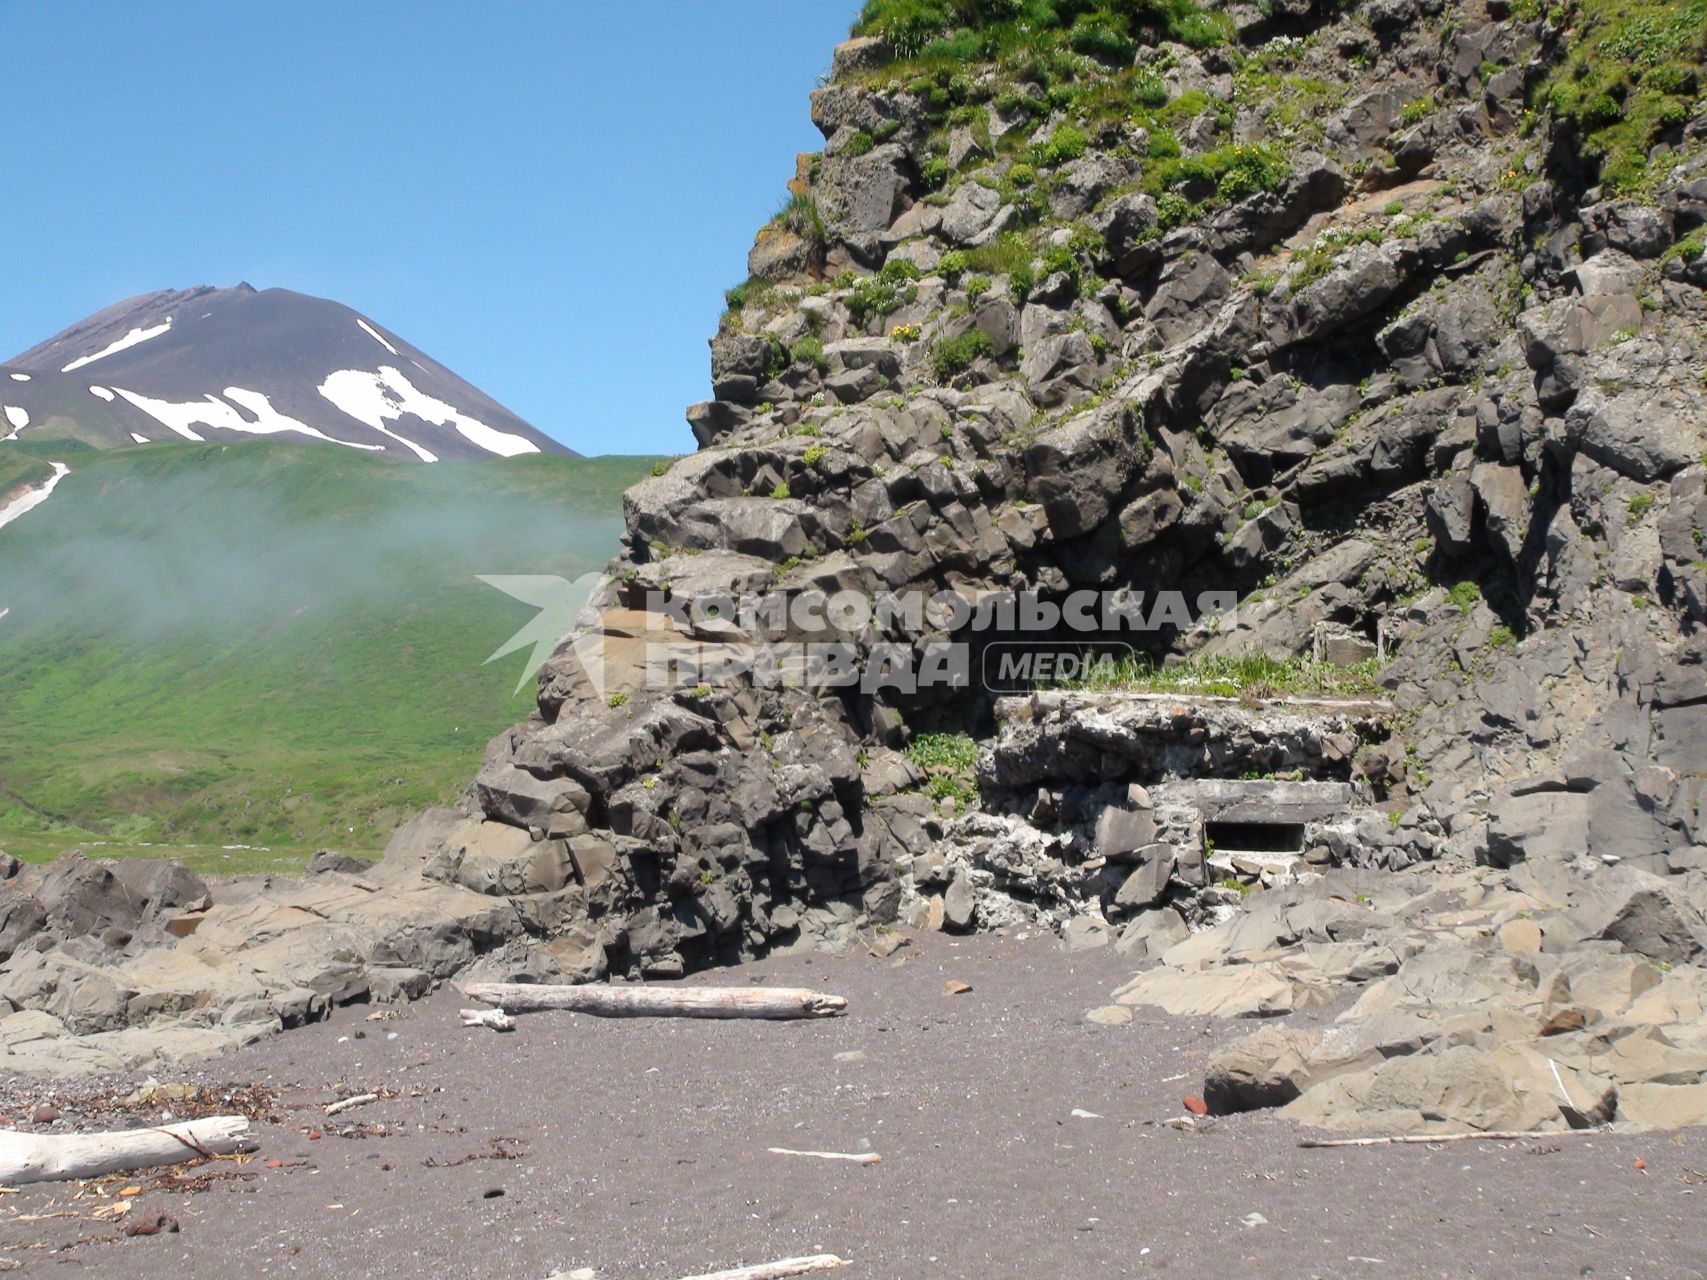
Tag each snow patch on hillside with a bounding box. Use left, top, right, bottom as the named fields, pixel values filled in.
left=3, top=405, right=27, bottom=433
left=62, top=320, right=173, bottom=373
left=318, top=366, right=539, bottom=460
left=0, top=462, right=70, bottom=531
left=112, top=386, right=385, bottom=451
left=8, top=373, right=29, bottom=382
left=88, top=385, right=115, bottom=401
left=356, top=318, right=398, bottom=355
left=130, top=432, right=151, bottom=444
left=315, top=369, right=438, bottom=461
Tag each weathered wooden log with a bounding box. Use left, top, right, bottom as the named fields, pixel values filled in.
left=323, top=1093, right=378, bottom=1117
left=1299, top=1128, right=1603, bottom=1149
left=767, top=1147, right=881, bottom=1164
left=0, top=1116, right=253, bottom=1185
left=675, top=1255, right=848, bottom=1280
left=461, top=983, right=848, bottom=1020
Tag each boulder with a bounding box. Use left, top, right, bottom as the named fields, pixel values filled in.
left=1486, top=790, right=1590, bottom=866
left=1618, top=1082, right=1707, bottom=1130
left=817, top=143, right=912, bottom=243
left=1049, top=153, right=1127, bottom=220
left=1089, top=193, right=1161, bottom=278
left=1205, top=1024, right=1321, bottom=1112
left=748, top=227, right=819, bottom=283
left=1580, top=200, right=1672, bottom=258
left=938, top=182, right=1004, bottom=246
left=1282, top=1043, right=1618, bottom=1133
left=1113, top=905, right=1188, bottom=959
left=1094, top=805, right=1156, bottom=861
left=943, top=870, right=976, bottom=933
left=1470, top=460, right=1531, bottom=567
left=1593, top=886, right=1707, bottom=965
left=1272, top=242, right=1405, bottom=347
left=1113, top=962, right=1297, bottom=1018
left=829, top=35, right=890, bottom=81
left=0, top=888, right=46, bottom=963
left=1061, top=915, right=1111, bottom=952
left=1145, top=253, right=1231, bottom=346
left=475, top=763, right=591, bottom=834
left=427, top=821, right=575, bottom=898
left=1112, top=845, right=1173, bottom=912
left=306, top=850, right=374, bottom=876
left=1565, top=384, right=1704, bottom=483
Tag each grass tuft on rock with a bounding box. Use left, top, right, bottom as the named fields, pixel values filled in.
left=851, top=0, right=1233, bottom=72
left=903, top=731, right=981, bottom=809
left=1540, top=0, right=1707, bottom=193
left=1062, top=652, right=1386, bottom=699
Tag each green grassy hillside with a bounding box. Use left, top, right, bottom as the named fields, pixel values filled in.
left=0, top=438, right=657, bottom=873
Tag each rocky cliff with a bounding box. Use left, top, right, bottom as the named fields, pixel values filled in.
left=6, top=0, right=1707, bottom=1131
left=458, top=0, right=1707, bottom=974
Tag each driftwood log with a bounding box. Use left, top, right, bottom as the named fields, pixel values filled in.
left=767, top=1147, right=881, bottom=1164
left=0, top=1116, right=253, bottom=1185
left=676, top=1256, right=848, bottom=1280
left=323, top=1093, right=378, bottom=1117
left=461, top=983, right=848, bottom=1020
left=1299, top=1128, right=1604, bottom=1148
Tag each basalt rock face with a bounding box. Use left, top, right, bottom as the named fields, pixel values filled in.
left=8, top=0, right=1707, bottom=1114
left=446, top=0, right=1707, bottom=989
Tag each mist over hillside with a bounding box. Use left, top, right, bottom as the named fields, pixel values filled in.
left=0, top=440, right=655, bottom=866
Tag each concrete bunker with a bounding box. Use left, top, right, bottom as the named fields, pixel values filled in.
left=1203, top=820, right=1306, bottom=854
left=1187, top=778, right=1357, bottom=866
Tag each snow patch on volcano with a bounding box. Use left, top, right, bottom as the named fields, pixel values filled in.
left=112, top=386, right=384, bottom=451
left=62, top=320, right=173, bottom=372
left=356, top=318, right=399, bottom=355
left=318, top=366, right=538, bottom=460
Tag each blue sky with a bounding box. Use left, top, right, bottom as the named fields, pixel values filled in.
left=0, top=1, right=856, bottom=456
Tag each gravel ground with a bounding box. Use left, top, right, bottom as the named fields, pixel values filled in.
left=3, top=932, right=1705, bottom=1279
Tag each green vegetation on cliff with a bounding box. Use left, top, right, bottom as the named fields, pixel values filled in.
left=1065, top=652, right=1387, bottom=699
left=1540, top=0, right=1707, bottom=192
left=854, top=0, right=1233, bottom=61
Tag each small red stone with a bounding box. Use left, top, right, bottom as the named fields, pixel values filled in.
left=1183, top=1095, right=1209, bottom=1115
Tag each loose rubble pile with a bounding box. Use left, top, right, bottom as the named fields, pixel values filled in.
left=0, top=835, right=522, bottom=1075
left=1167, top=856, right=1707, bottom=1133
left=5, top=0, right=1707, bottom=1134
